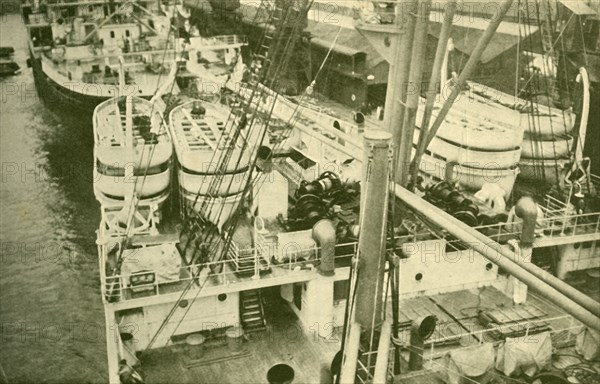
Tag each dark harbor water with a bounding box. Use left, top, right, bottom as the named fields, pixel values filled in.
left=1, top=14, right=106, bottom=383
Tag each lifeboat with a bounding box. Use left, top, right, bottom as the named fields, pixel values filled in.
left=521, top=135, right=573, bottom=159
left=415, top=86, right=526, bottom=152
left=518, top=158, right=570, bottom=186
left=519, top=109, right=575, bottom=138
left=519, top=123, right=574, bottom=184
left=414, top=128, right=521, bottom=169
left=169, top=100, right=260, bottom=228
left=417, top=152, right=519, bottom=197
left=93, top=96, right=172, bottom=205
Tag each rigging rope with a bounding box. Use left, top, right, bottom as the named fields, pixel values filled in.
left=108, top=1, right=183, bottom=278
left=144, top=0, right=320, bottom=350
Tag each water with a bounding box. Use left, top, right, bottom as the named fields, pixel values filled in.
left=1, top=14, right=106, bottom=383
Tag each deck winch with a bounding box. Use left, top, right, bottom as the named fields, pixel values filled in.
left=295, top=171, right=341, bottom=197
left=425, top=181, right=480, bottom=227
left=288, top=171, right=357, bottom=230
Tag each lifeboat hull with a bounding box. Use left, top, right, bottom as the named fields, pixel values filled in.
left=182, top=190, right=244, bottom=230
left=518, top=158, right=570, bottom=185
left=521, top=135, right=573, bottom=159
left=178, top=150, right=252, bottom=174
left=414, top=130, right=521, bottom=169
left=95, top=144, right=173, bottom=170
left=419, top=154, right=519, bottom=197
left=520, top=112, right=575, bottom=139
left=94, top=167, right=171, bottom=201
left=417, top=107, right=524, bottom=151
left=178, top=168, right=251, bottom=196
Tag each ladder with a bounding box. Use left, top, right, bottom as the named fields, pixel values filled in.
left=240, top=289, right=267, bottom=334
left=251, top=0, right=310, bottom=87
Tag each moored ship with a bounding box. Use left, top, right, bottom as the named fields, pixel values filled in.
left=21, top=0, right=246, bottom=117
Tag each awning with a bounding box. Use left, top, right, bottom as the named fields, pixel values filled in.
left=429, top=22, right=538, bottom=64
left=306, top=21, right=386, bottom=70
left=558, top=1, right=597, bottom=16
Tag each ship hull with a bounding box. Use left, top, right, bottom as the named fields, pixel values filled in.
left=29, top=51, right=107, bottom=117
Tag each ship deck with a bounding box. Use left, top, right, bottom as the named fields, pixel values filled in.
left=137, top=283, right=586, bottom=384
left=139, top=292, right=341, bottom=384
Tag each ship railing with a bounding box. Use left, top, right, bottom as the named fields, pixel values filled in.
left=204, top=35, right=247, bottom=46
left=384, top=313, right=581, bottom=373
left=542, top=194, right=571, bottom=216
left=188, top=35, right=247, bottom=49
left=105, top=216, right=600, bottom=302
left=103, top=258, right=235, bottom=301
left=474, top=211, right=600, bottom=244
left=590, top=174, right=600, bottom=189
left=102, top=242, right=361, bottom=301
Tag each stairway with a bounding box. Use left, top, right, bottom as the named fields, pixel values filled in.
left=234, top=247, right=271, bottom=277
left=240, top=289, right=267, bottom=334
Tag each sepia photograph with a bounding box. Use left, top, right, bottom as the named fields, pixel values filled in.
left=0, top=0, right=599, bottom=383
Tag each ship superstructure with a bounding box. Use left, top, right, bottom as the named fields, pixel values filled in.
left=21, top=0, right=246, bottom=116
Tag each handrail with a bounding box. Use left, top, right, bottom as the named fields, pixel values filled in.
left=474, top=211, right=600, bottom=238
left=101, top=243, right=359, bottom=301
left=102, top=208, right=600, bottom=301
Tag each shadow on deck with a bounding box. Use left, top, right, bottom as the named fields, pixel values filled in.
left=139, top=289, right=341, bottom=384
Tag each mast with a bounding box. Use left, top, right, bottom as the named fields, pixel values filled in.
left=410, top=1, right=457, bottom=189
left=395, top=0, right=431, bottom=186
left=341, top=0, right=521, bottom=381
left=382, top=0, right=415, bottom=180
left=354, top=130, right=392, bottom=332
left=341, top=130, right=392, bottom=382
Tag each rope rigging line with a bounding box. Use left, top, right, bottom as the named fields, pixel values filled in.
left=286, top=24, right=356, bottom=155
left=163, top=3, right=334, bottom=353
left=530, top=0, right=561, bottom=185
left=168, top=0, right=290, bottom=246
left=143, top=0, right=320, bottom=350
left=108, top=2, right=184, bottom=279
left=181, top=0, right=310, bottom=231
left=514, top=0, right=522, bottom=101
left=179, top=0, right=302, bottom=228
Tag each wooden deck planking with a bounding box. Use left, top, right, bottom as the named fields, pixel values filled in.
left=143, top=316, right=340, bottom=383
left=525, top=291, right=582, bottom=342
left=426, top=285, right=580, bottom=346
left=390, top=295, right=462, bottom=346
left=426, top=286, right=512, bottom=345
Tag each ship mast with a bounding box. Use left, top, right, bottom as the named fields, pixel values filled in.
left=339, top=0, right=519, bottom=382
left=340, top=129, right=393, bottom=383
